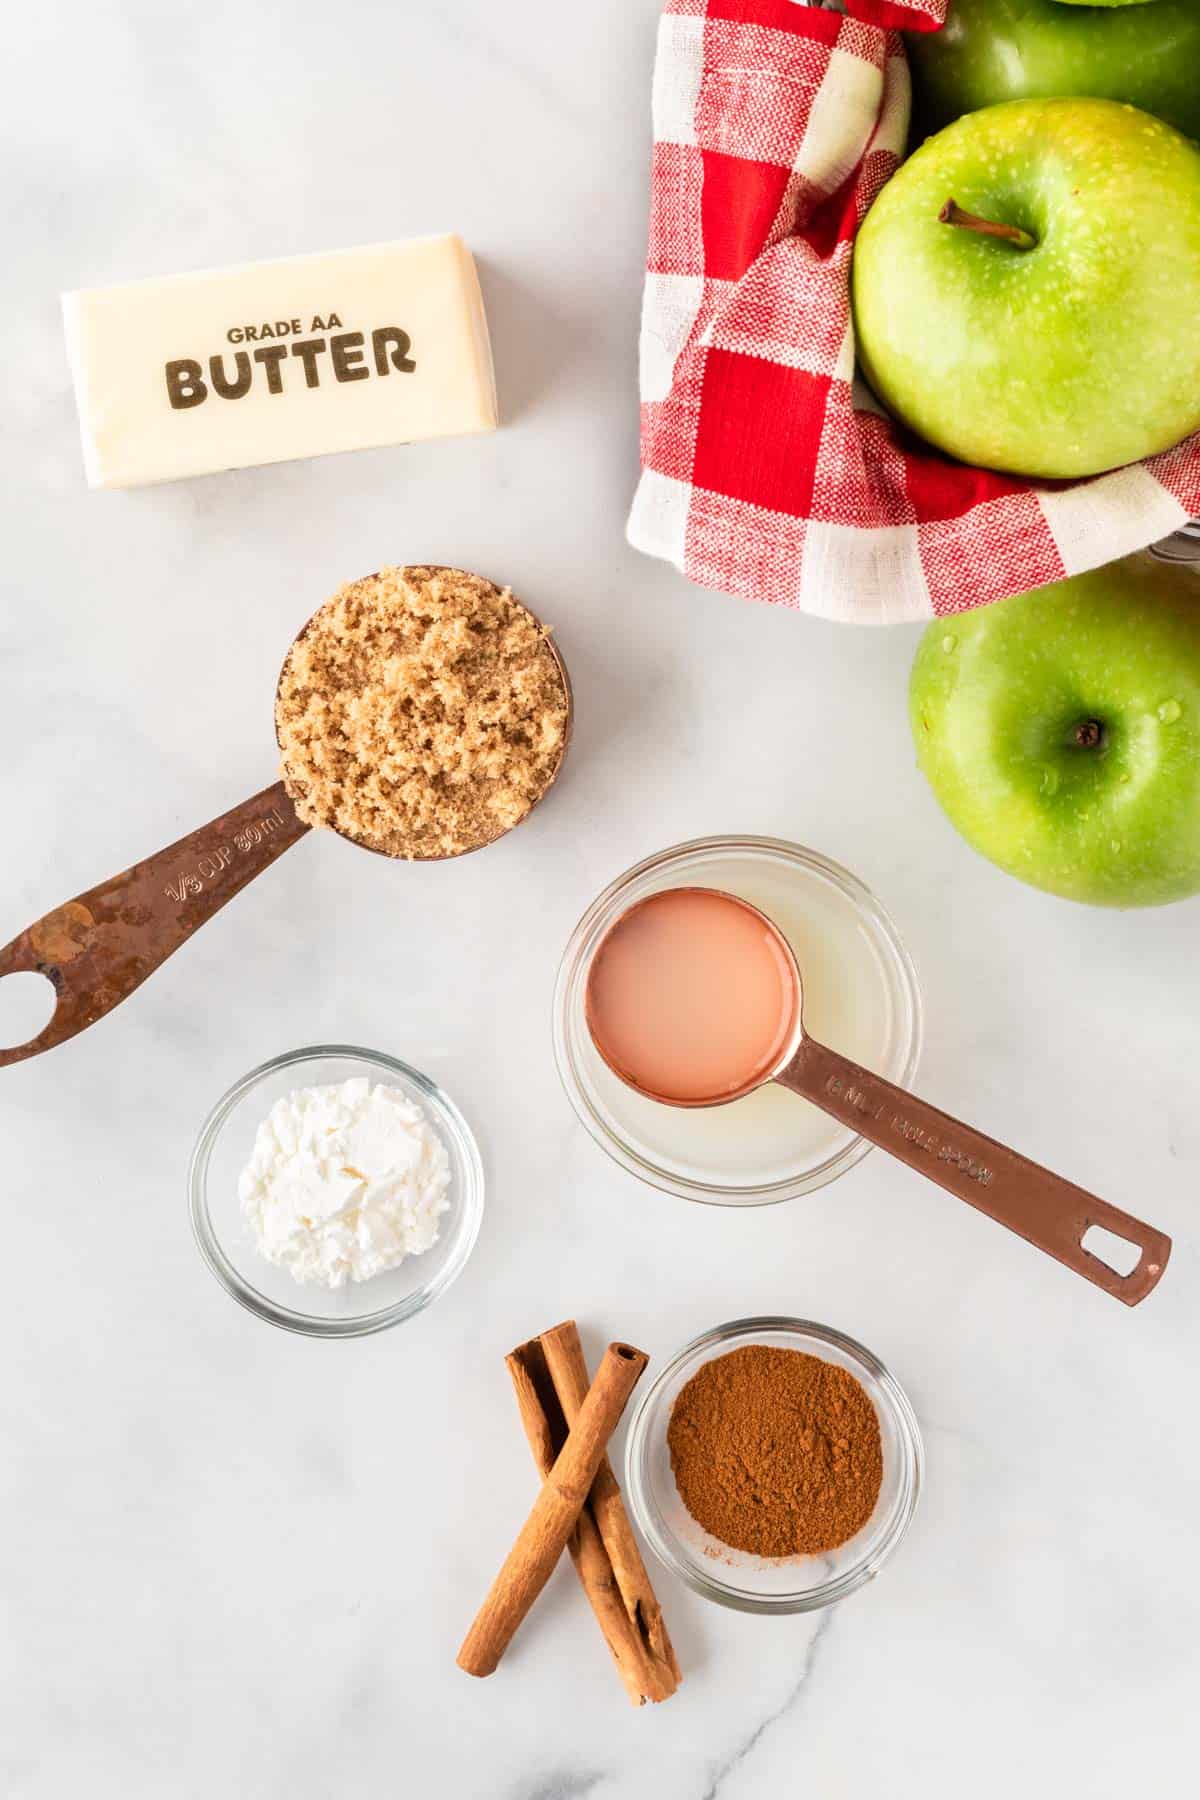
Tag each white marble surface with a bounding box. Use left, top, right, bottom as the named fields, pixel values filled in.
left=2, top=3, right=1198, bottom=1795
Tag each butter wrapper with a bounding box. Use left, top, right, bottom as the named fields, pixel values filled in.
left=62, top=234, right=497, bottom=488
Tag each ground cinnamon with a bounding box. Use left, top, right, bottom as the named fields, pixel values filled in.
left=667, top=1345, right=882, bottom=1558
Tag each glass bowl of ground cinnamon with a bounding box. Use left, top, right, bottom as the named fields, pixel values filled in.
left=625, top=1317, right=923, bottom=1613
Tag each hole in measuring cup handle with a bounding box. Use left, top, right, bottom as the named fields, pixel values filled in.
left=0, top=969, right=58, bottom=1050
left=1081, top=1224, right=1144, bottom=1279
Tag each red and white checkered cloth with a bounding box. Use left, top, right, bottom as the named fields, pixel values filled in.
left=628, top=0, right=1200, bottom=622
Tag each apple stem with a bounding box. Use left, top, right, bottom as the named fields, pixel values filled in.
left=1074, top=720, right=1105, bottom=749
left=939, top=198, right=1036, bottom=252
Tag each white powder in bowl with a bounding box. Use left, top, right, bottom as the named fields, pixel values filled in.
left=237, top=1077, right=451, bottom=1288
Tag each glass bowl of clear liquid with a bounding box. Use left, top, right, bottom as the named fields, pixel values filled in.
left=553, top=837, right=922, bottom=1206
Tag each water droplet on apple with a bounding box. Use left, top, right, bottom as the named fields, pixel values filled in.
left=1039, top=766, right=1059, bottom=797
left=1157, top=698, right=1182, bottom=724
left=940, top=634, right=957, bottom=653
left=1118, top=772, right=1132, bottom=785
left=1111, top=841, right=1122, bottom=855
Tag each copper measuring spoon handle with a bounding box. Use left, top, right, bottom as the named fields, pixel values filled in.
left=0, top=782, right=308, bottom=1068
left=779, top=1036, right=1171, bottom=1307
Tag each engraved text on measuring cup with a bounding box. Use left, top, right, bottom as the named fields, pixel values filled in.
left=823, top=1073, right=994, bottom=1186
left=163, top=806, right=288, bottom=902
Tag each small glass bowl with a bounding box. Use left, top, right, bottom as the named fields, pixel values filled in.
left=625, top=1317, right=923, bottom=1614
left=189, top=1045, right=484, bottom=1338
left=554, top=837, right=922, bottom=1205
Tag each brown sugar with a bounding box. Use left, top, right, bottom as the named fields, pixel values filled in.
left=667, top=1345, right=883, bottom=1558
left=275, top=565, right=569, bottom=860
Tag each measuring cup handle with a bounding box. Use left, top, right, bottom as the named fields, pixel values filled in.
left=778, top=1036, right=1171, bottom=1306
left=0, top=782, right=308, bottom=1068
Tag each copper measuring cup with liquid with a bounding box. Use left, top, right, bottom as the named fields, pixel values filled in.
left=0, top=571, right=572, bottom=1068
left=585, top=887, right=1171, bottom=1306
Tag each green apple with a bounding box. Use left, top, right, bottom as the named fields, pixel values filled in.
left=910, top=553, right=1200, bottom=907
left=908, top=0, right=1200, bottom=144
left=852, top=99, right=1200, bottom=478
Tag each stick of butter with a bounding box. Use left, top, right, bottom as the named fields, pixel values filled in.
left=62, top=234, right=497, bottom=488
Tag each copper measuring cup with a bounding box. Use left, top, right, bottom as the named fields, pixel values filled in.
left=585, top=888, right=1171, bottom=1306
left=0, top=573, right=572, bottom=1068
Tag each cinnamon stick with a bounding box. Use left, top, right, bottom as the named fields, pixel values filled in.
left=457, top=1342, right=648, bottom=1679
left=540, top=1320, right=682, bottom=1692
left=506, top=1340, right=670, bottom=1706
